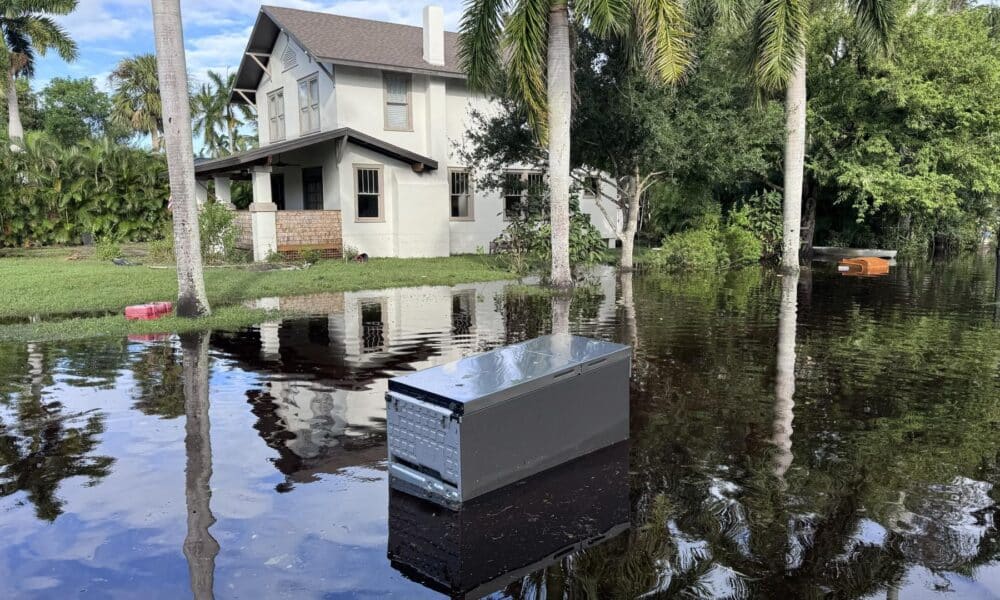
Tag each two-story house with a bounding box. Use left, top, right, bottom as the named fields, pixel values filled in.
left=194, top=5, right=620, bottom=260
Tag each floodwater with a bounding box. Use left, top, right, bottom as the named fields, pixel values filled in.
left=1, top=260, right=999, bottom=599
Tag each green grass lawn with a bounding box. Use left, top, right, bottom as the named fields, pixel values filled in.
left=0, top=246, right=515, bottom=342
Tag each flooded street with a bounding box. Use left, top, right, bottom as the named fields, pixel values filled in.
left=1, top=261, right=999, bottom=598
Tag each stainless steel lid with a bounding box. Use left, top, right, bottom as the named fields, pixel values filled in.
left=387, top=335, right=630, bottom=414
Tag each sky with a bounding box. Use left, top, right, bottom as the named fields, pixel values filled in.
left=35, top=0, right=466, bottom=90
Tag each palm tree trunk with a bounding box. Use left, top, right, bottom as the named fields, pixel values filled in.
left=620, top=169, right=642, bottom=271
left=150, top=127, right=162, bottom=152
left=181, top=332, right=219, bottom=599
left=151, top=0, right=210, bottom=317
left=547, top=2, right=573, bottom=288
left=6, top=69, right=24, bottom=150
left=781, top=45, right=807, bottom=273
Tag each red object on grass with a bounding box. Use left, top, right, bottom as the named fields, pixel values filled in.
left=125, top=302, right=174, bottom=321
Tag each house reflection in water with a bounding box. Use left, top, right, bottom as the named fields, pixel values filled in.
left=212, top=280, right=607, bottom=490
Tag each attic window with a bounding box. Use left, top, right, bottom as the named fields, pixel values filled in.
left=281, top=45, right=298, bottom=71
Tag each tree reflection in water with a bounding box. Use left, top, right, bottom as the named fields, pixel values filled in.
left=0, top=343, right=114, bottom=521
left=180, top=332, right=219, bottom=600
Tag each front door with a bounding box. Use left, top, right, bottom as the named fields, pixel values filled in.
left=270, top=173, right=285, bottom=210
left=303, top=167, right=323, bottom=210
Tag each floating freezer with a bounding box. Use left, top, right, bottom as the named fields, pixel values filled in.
left=386, top=334, right=631, bottom=508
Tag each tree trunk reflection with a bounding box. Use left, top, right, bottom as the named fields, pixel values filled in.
left=772, top=271, right=799, bottom=480
left=181, top=332, right=219, bottom=600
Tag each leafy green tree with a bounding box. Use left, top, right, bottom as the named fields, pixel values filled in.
left=747, top=0, right=895, bottom=269
left=192, top=70, right=254, bottom=157
left=808, top=8, right=1000, bottom=253
left=38, top=77, right=124, bottom=145
left=109, top=53, right=164, bottom=151
left=459, top=0, right=692, bottom=286
left=0, top=0, right=78, bottom=148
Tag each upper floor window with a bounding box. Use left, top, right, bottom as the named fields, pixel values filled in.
left=267, top=89, right=285, bottom=142
left=298, top=75, right=320, bottom=135
left=450, top=169, right=473, bottom=220
left=355, top=165, right=384, bottom=222
left=384, top=73, right=412, bottom=131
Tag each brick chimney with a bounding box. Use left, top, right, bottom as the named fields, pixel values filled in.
left=422, top=5, right=445, bottom=66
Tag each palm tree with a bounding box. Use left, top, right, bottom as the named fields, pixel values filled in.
left=460, top=0, right=691, bottom=287
left=749, top=0, right=894, bottom=271
left=109, top=54, right=164, bottom=151
left=151, top=0, right=210, bottom=317
left=1, top=0, right=78, bottom=149
left=192, top=70, right=254, bottom=157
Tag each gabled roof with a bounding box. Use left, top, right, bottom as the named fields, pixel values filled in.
left=232, top=6, right=464, bottom=105
left=193, top=128, right=438, bottom=177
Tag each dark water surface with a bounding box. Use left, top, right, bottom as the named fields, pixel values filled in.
left=2, top=261, right=999, bottom=599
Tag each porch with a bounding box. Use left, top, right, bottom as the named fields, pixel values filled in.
left=195, top=127, right=438, bottom=261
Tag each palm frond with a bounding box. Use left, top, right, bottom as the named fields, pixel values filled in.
left=749, top=0, right=808, bottom=92
left=504, top=0, right=551, bottom=141
left=459, top=0, right=509, bottom=92
left=633, top=0, right=694, bottom=84
left=849, top=0, right=894, bottom=53
left=21, top=15, right=77, bottom=61
left=576, top=0, right=630, bottom=36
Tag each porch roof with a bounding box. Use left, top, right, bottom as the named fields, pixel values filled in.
left=193, top=128, right=438, bottom=178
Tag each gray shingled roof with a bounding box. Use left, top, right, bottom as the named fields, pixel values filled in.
left=264, top=6, right=462, bottom=76
left=232, top=6, right=464, bottom=103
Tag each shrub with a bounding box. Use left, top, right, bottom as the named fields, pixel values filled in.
left=95, top=239, right=123, bottom=261
left=650, top=227, right=725, bottom=271
left=0, top=133, right=169, bottom=248
left=722, top=225, right=762, bottom=267
left=300, top=248, right=323, bottom=264
left=731, top=192, right=782, bottom=259
left=147, top=237, right=174, bottom=263
left=491, top=196, right=607, bottom=276
left=198, top=201, right=237, bottom=263
left=343, top=245, right=360, bottom=261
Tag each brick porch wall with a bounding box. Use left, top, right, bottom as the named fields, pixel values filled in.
left=276, top=210, right=343, bottom=259
left=233, top=211, right=252, bottom=250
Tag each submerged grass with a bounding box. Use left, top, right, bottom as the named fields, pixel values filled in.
left=0, top=247, right=515, bottom=342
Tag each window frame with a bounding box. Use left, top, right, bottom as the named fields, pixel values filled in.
left=383, top=72, right=413, bottom=132
left=297, top=74, right=321, bottom=136
left=502, top=169, right=545, bottom=221
left=448, top=168, right=475, bottom=221
left=267, top=88, right=285, bottom=142
left=353, top=164, right=385, bottom=223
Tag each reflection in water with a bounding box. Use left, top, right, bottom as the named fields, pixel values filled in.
left=181, top=333, right=218, bottom=600
left=388, top=442, right=629, bottom=599
left=772, top=271, right=799, bottom=480
left=1, top=263, right=1000, bottom=598
left=0, top=343, right=113, bottom=521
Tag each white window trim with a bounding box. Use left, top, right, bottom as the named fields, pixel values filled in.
left=298, top=74, right=320, bottom=136
left=449, top=168, right=475, bottom=221
left=383, top=72, right=413, bottom=132
left=353, top=164, right=385, bottom=223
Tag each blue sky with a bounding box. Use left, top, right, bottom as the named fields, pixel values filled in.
left=36, top=1, right=466, bottom=90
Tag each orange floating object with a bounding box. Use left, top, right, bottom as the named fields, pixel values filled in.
left=838, top=257, right=890, bottom=277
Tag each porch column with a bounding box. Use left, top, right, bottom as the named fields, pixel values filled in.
left=195, top=180, right=209, bottom=207
left=250, top=165, right=277, bottom=261
left=213, top=175, right=234, bottom=208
